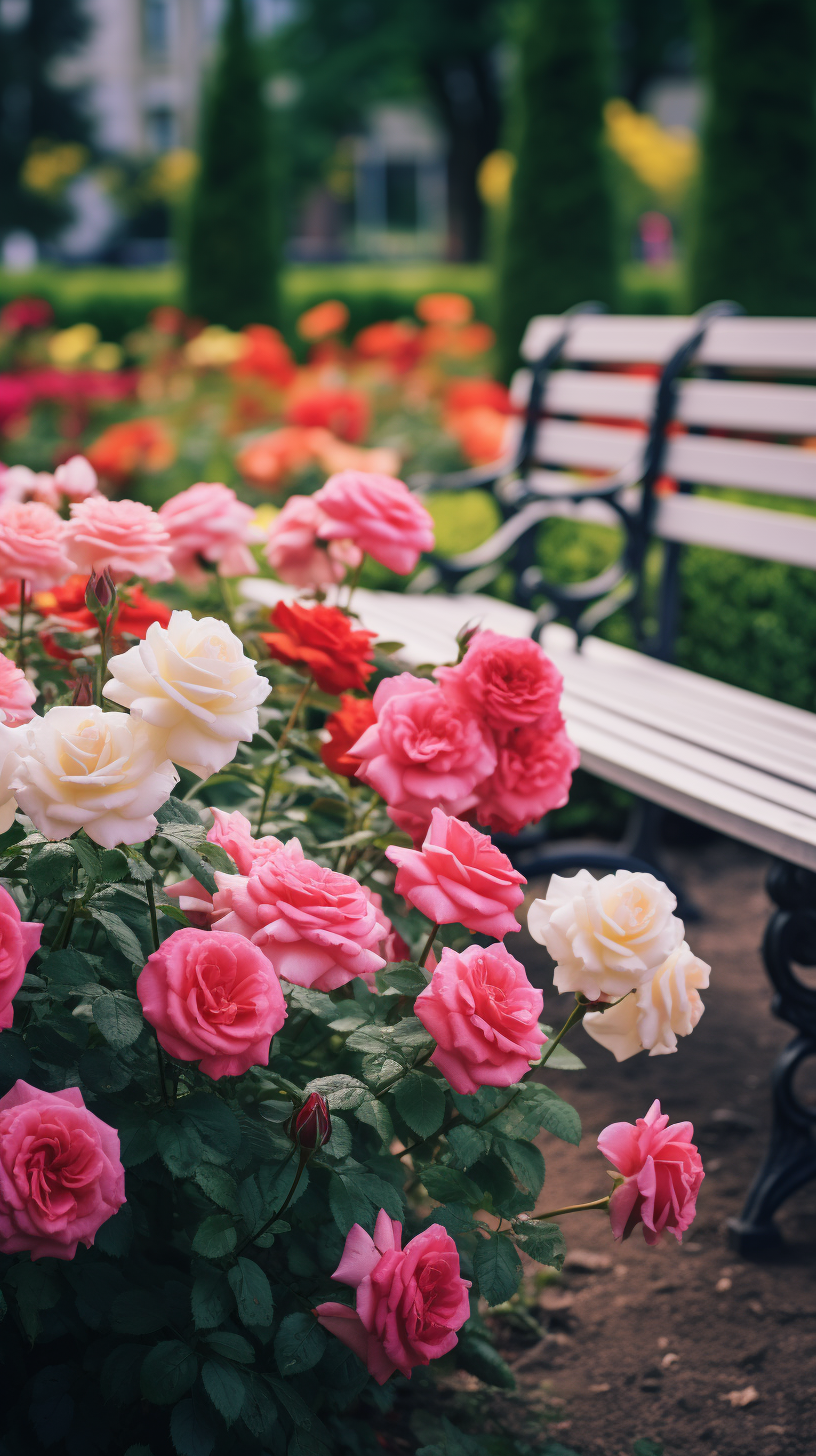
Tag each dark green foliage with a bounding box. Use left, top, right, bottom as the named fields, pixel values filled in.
left=496, top=0, right=616, bottom=377
left=690, top=0, right=816, bottom=314
left=185, top=0, right=281, bottom=327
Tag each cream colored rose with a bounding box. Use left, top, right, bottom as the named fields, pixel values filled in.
left=103, top=610, right=271, bottom=778
left=583, top=941, right=710, bottom=1060
left=11, top=706, right=178, bottom=848
left=527, top=867, right=684, bottom=1001
left=0, top=719, right=25, bottom=833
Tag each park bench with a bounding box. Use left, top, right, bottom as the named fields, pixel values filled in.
left=242, top=307, right=816, bottom=1255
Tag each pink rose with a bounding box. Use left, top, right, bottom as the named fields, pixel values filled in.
left=0, top=650, right=36, bottom=726
left=207, top=807, right=284, bottom=875
left=414, top=942, right=546, bottom=1094
left=264, top=494, right=361, bottom=588
left=162, top=874, right=217, bottom=928
left=475, top=724, right=580, bottom=836
left=213, top=837, right=387, bottom=991
left=386, top=809, right=525, bottom=939
left=0, top=1080, right=125, bottom=1260
left=436, top=630, right=564, bottom=731
left=54, top=455, right=99, bottom=502
left=0, top=885, right=42, bottom=1028
left=64, top=497, right=174, bottom=582
left=159, top=482, right=262, bottom=584
left=0, top=501, right=72, bottom=590
left=598, top=1099, right=704, bottom=1246
left=352, top=674, right=496, bottom=846
left=314, top=470, right=435, bottom=575
left=136, top=927, right=287, bottom=1078
left=315, top=1208, right=470, bottom=1383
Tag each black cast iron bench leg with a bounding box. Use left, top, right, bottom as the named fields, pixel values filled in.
left=728, top=861, right=816, bottom=1256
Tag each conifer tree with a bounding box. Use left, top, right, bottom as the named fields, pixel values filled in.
left=690, top=0, right=816, bottom=315
left=185, top=0, right=280, bottom=327
left=496, top=0, right=616, bottom=378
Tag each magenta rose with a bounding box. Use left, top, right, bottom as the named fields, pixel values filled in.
left=386, top=809, right=525, bottom=939
left=436, top=629, right=565, bottom=731
left=598, top=1099, right=704, bottom=1247
left=213, top=837, right=387, bottom=992
left=352, top=673, right=496, bottom=846
left=136, top=927, right=287, bottom=1078
left=475, top=723, right=580, bottom=836
left=414, top=942, right=546, bottom=1094
left=314, top=469, right=435, bottom=575
left=0, top=1080, right=125, bottom=1260
left=207, top=807, right=284, bottom=875
left=315, top=1208, right=471, bottom=1383
left=0, top=885, right=42, bottom=1029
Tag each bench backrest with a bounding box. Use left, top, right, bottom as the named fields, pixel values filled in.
left=424, top=310, right=816, bottom=652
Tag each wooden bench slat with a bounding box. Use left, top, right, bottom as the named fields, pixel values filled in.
left=521, top=315, right=816, bottom=370
left=653, top=493, right=816, bottom=568
left=664, top=433, right=816, bottom=497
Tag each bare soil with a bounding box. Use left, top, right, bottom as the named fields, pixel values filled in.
left=478, top=837, right=816, bottom=1456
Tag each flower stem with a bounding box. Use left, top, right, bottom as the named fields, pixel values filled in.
left=277, top=678, right=310, bottom=756
left=50, top=899, right=77, bottom=952
left=15, top=579, right=26, bottom=669
left=344, top=555, right=364, bottom=613
left=255, top=768, right=276, bottom=838
left=235, top=1144, right=300, bottom=1255
left=419, top=922, right=439, bottom=968
left=537, top=997, right=588, bottom=1068
left=529, top=1195, right=610, bottom=1220
left=145, top=875, right=161, bottom=954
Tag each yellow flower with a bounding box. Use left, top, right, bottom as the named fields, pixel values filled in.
left=604, top=99, right=697, bottom=197
left=22, top=142, right=87, bottom=195
left=185, top=326, right=247, bottom=368
left=477, top=150, right=516, bottom=208
left=48, top=323, right=100, bottom=367
left=91, top=343, right=123, bottom=372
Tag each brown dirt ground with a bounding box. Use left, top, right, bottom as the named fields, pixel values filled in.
left=468, top=836, right=816, bottom=1456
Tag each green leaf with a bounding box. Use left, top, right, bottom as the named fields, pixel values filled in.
left=472, top=1234, right=523, bottom=1307
left=100, top=1344, right=148, bottom=1405
left=26, top=840, right=76, bottom=895
left=227, top=1257, right=274, bottom=1329
left=159, top=903, right=191, bottom=927
left=303, top=1073, right=368, bottom=1111
left=390, top=1015, right=435, bottom=1052
left=544, top=1044, right=585, bottom=1070
left=421, top=1166, right=483, bottom=1207
left=511, top=1220, right=567, bottom=1271
left=79, top=1046, right=132, bottom=1095
left=170, top=1397, right=216, bottom=1456
left=274, top=1311, right=327, bottom=1376
left=0, top=1032, right=30, bottom=1083
left=191, top=1270, right=234, bottom=1330
left=192, top=1214, right=237, bottom=1259
left=194, top=1166, right=239, bottom=1215
left=240, top=1376, right=280, bottom=1442
left=446, top=1124, right=489, bottom=1168
left=632, top=1442, right=664, bottom=1456
left=72, top=835, right=102, bottom=880
left=140, top=1341, right=197, bottom=1405
left=88, top=907, right=145, bottom=966
left=202, top=1331, right=255, bottom=1363
left=329, top=1171, right=375, bottom=1236
left=237, top=1174, right=264, bottom=1236
left=457, top=1334, right=516, bottom=1390
left=382, top=961, right=428, bottom=995
left=355, top=1094, right=394, bottom=1144
left=201, top=1358, right=247, bottom=1426
left=180, top=1092, right=242, bottom=1163
left=157, top=1121, right=206, bottom=1178
left=110, top=1289, right=167, bottom=1336
left=494, top=1138, right=546, bottom=1196
left=489, top=1084, right=581, bottom=1146
left=94, top=1202, right=134, bottom=1258
left=92, top=991, right=143, bottom=1049
left=395, top=1073, right=446, bottom=1138
left=428, top=1202, right=476, bottom=1237
left=5, top=1262, right=60, bottom=1341
left=45, top=948, right=99, bottom=987
left=98, top=848, right=130, bottom=882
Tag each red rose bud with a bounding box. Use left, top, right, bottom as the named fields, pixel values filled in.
left=72, top=675, right=94, bottom=706
left=85, top=568, right=117, bottom=619
left=286, top=1092, right=331, bottom=1152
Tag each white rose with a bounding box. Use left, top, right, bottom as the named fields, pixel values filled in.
left=103, top=610, right=271, bottom=778
left=527, top=867, right=684, bottom=1001
left=11, top=706, right=178, bottom=848
left=583, top=941, right=710, bottom=1060
left=0, top=719, right=25, bottom=832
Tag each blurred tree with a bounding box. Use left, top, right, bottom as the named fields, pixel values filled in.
left=690, top=0, right=816, bottom=315
left=0, top=0, right=90, bottom=241
left=615, top=0, right=691, bottom=107
left=185, top=0, right=280, bottom=327
left=266, top=0, right=504, bottom=261
left=496, top=0, right=616, bottom=377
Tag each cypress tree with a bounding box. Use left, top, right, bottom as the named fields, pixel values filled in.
left=690, top=0, right=816, bottom=315
left=185, top=0, right=280, bottom=328
left=496, top=0, right=616, bottom=378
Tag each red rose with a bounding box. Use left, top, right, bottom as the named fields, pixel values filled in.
left=321, top=694, right=377, bottom=776
left=261, top=600, right=376, bottom=695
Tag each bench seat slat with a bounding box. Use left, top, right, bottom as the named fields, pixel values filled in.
left=653, top=493, right=816, bottom=568
left=521, top=315, right=816, bottom=370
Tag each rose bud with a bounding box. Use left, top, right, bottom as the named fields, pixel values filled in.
left=286, top=1092, right=331, bottom=1152
left=72, top=676, right=95, bottom=706
left=85, top=568, right=117, bottom=621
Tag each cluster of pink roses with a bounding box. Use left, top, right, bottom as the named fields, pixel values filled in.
left=352, top=629, right=579, bottom=844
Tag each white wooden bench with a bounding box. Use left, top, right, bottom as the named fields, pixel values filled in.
left=242, top=309, right=816, bottom=1255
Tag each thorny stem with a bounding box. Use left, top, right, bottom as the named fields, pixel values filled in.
left=529, top=1195, right=610, bottom=1220
left=277, top=679, right=311, bottom=757
left=537, top=997, right=588, bottom=1068
left=419, top=922, right=439, bottom=968
left=235, top=1144, right=299, bottom=1255
left=374, top=1046, right=434, bottom=1100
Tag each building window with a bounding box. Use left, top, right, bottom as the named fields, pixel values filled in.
left=145, top=107, right=176, bottom=153
left=143, top=0, right=171, bottom=58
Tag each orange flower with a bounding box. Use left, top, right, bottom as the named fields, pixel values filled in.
left=353, top=320, right=422, bottom=372
left=86, top=418, right=175, bottom=482
left=421, top=321, right=495, bottom=358
left=286, top=388, right=370, bottom=444
left=446, top=406, right=510, bottom=465
left=445, top=379, right=512, bottom=415
left=149, top=305, right=187, bottom=336
left=321, top=694, right=377, bottom=777
left=231, top=324, right=296, bottom=389
left=415, top=292, right=474, bottom=325
left=306, top=429, right=401, bottom=480
left=297, top=300, right=350, bottom=341
left=235, top=427, right=316, bottom=488
left=261, top=600, right=376, bottom=695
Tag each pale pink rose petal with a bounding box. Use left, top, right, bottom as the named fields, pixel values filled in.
left=314, top=469, right=435, bottom=575
left=64, top=496, right=173, bottom=583
left=159, top=482, right=261, bottom=584
left=0, top=651, right=36, bottom=726
left=386, top=808, right=525, bottom=939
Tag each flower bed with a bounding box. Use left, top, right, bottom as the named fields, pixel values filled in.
left=0, top=439, right=712, bottom=1454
